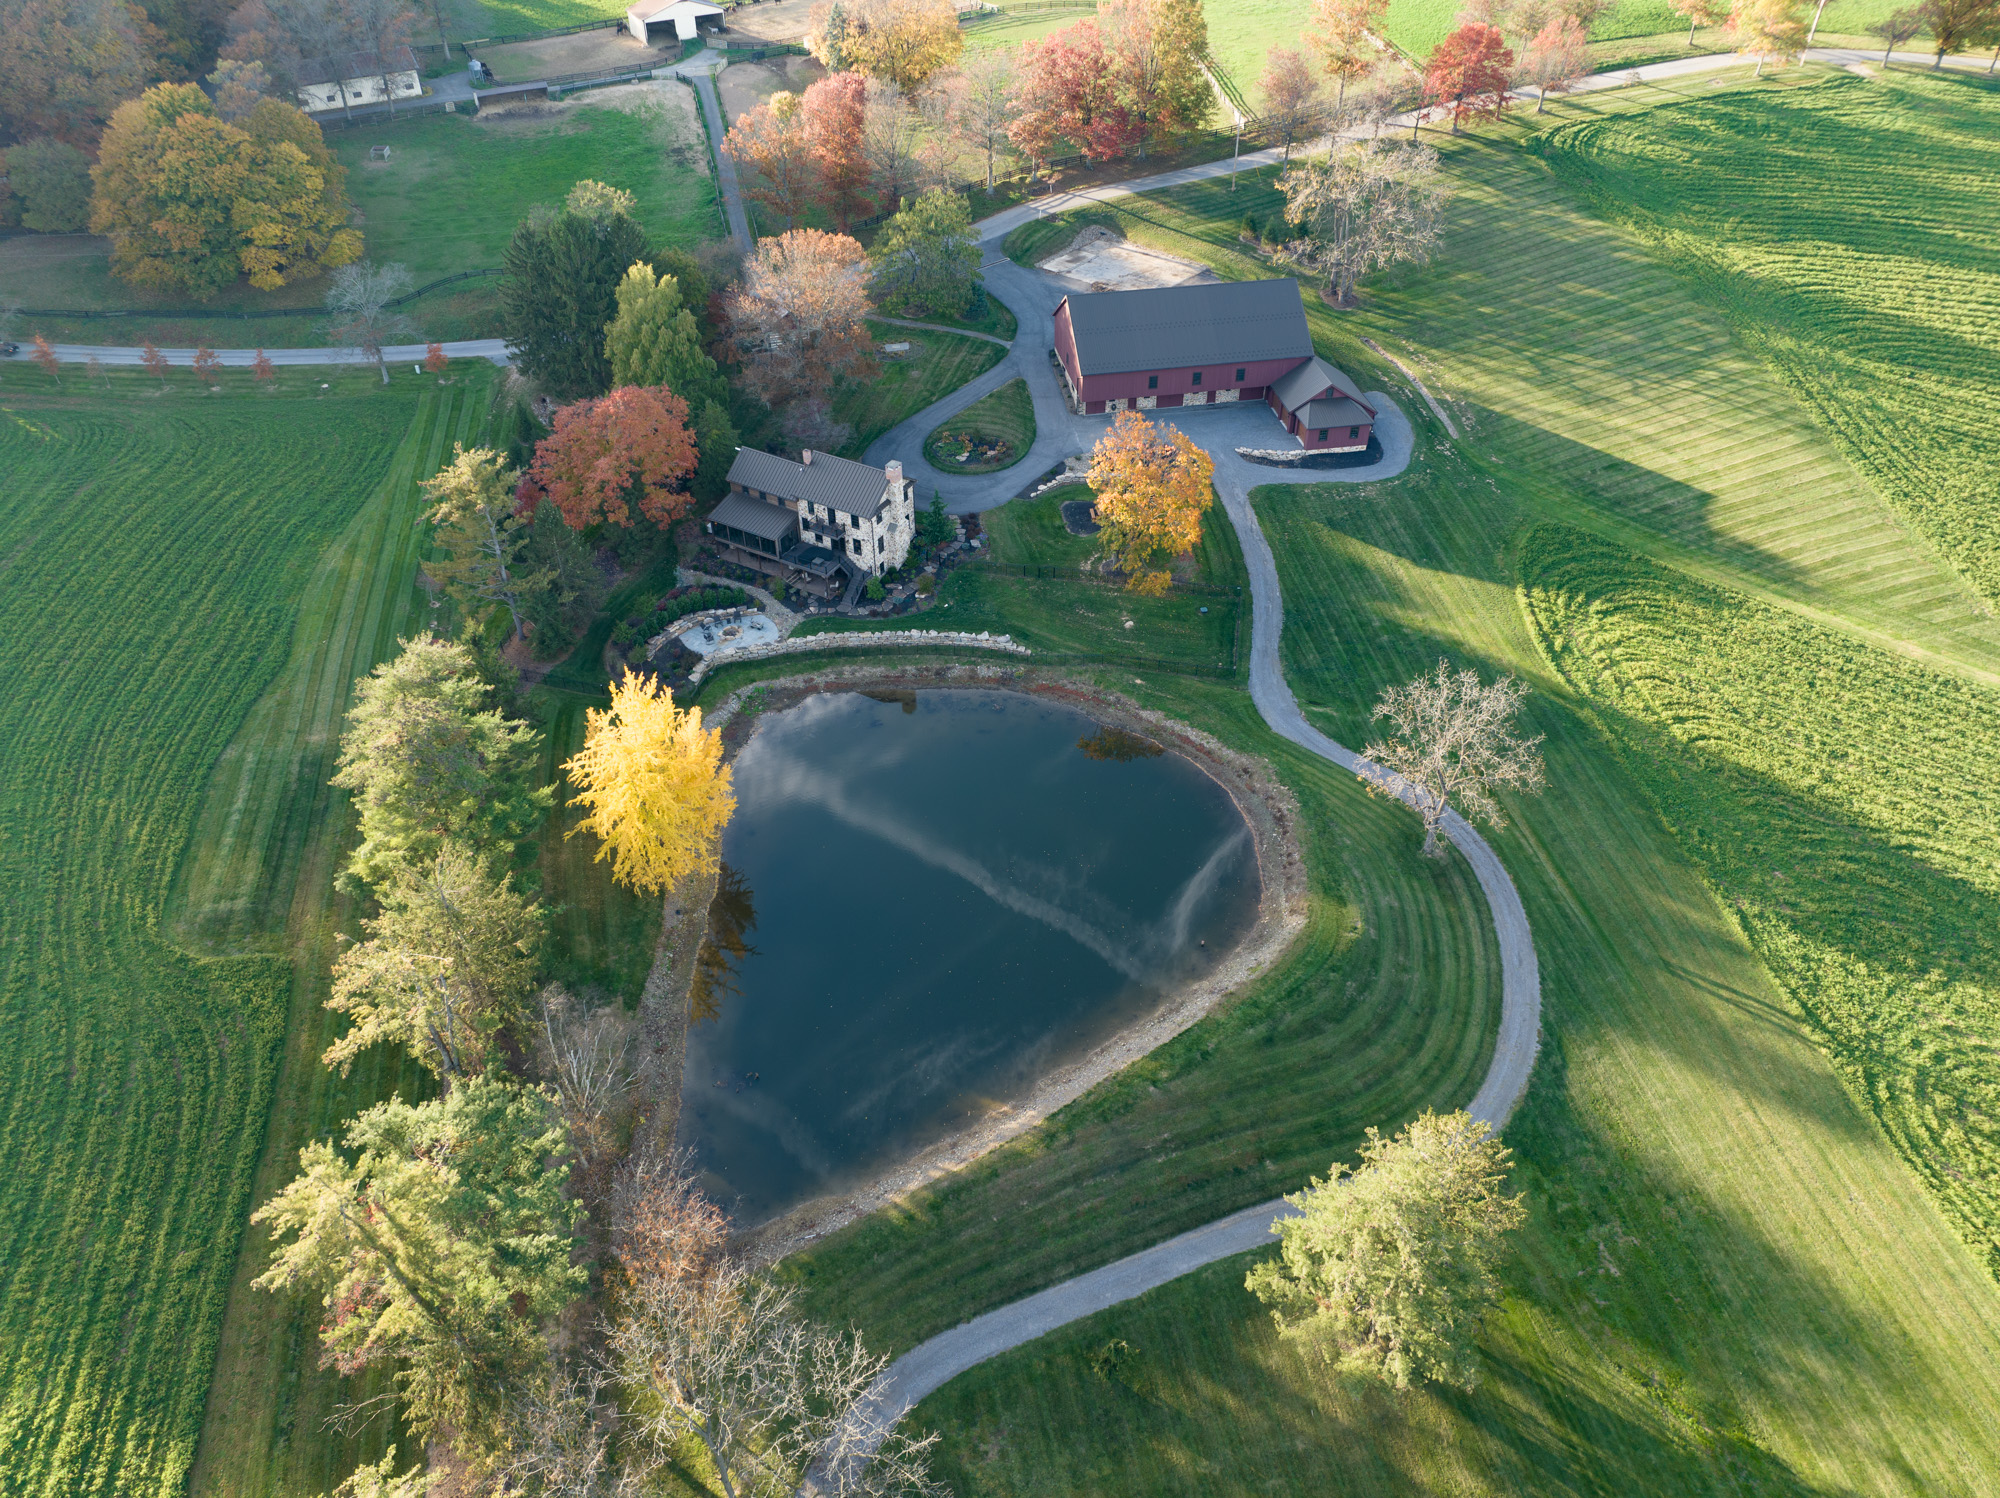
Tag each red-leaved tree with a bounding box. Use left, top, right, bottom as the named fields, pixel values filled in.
left=525, top=385, right=699, bottom=530
left=193, top=345, right=222, bottom=384
left=424, top=342, right=448, bottom=375
left=724, top=92, right=815, bottom=231
left=800, top=72, right=872, bottom=230
left=142, top=339, right=169, bottom=387
left=1425, top=24, right=1513, bottom=134
left=252, top=349, right=277, bottom=387
left=1015, top=21, right=1122, bottom=163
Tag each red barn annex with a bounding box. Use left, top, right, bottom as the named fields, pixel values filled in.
left=1052, top=277, right=1377, bottom=452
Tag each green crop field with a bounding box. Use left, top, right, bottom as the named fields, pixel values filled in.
left=774, top=64, right=2000, bottom=1496
left=0, top=362, right=495, bottom=1498
left=1532, top=72, right=2000, bottom=607
left=1520, top=524, right=2000, bottom=1278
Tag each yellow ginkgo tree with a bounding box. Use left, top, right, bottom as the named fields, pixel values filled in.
left=564, top=674, right=736, bottom=895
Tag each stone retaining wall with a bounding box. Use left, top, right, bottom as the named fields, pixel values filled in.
left=685, top=629, right=1030, bottom=686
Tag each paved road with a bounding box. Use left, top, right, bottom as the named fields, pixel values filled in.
left=3, top=338, right=511, bottom=367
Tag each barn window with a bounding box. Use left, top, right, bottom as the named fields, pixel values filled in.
left=1317, top=428, right=1328, bottom=441
left=1191, top=371, right=1202, bottom=386
left=1148, top=375, right=1158, bottom=389
left=1349, top=425, right=1360, bottom=439
left=1235, top=368, right=1245, bottom=382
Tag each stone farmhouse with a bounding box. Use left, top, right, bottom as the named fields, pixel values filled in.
left=1052, top=278, right=1377, bottom=452
left=704, top=448, right=915, bottom=601
left=294, top=48, right=422, bottom=114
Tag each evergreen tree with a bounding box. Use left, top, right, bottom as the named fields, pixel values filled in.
left=331, top=635, right=551, bottom=890
left=325, top=840, right=546, bottom=1079
left=520, top=503, right=609, bottom=655
left=254, top=1074, right=586, bottom=1453
left=692, top=397, right=740, bottom=504
left=422, top=444, right=552, bottom=641
left=603, top=262, right=726, bottom=410
left=501, top=198, right=649, bottom=397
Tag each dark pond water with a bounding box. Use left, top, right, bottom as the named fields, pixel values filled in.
left=678, top=689, right=1261, bottom=1226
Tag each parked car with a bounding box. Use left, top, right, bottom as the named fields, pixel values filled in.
left=0, top=342, right=18, bottom=357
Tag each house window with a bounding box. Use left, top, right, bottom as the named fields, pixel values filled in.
left=1148, top=375, right=1158, bottom=389
left=1191, top=371, right=1203, bottom=386
left=1317, top=429, right=1328, bottom=442
left=1235, top=368, right=1245, bottom=382
left=877, top=537, right=885, bottom=553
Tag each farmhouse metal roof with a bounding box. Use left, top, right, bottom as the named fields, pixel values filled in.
left=725, top=447, right=899, bottom=520
left=1269, top=355, right=1375, bottom=418
left=1061, top=279, right=1314, bottom=376
left=707, top=492, right=797, bottom=541
left=296, top=47, right=418, bottom=85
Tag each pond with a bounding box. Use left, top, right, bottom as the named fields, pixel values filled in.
left=678, top=689, right=1262, bottom=1225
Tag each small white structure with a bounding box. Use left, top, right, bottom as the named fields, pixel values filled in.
left=626, top=0, right=724, bottom=43
left=295, top=48, right=422, bottom=113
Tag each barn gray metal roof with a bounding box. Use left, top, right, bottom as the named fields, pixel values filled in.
left=707, top=492, right=797, bottom=541
left=1269, top=355, right=1374, bottom=418
left=1296, top=397, right=1374, bottom=431
left=725, top=447, right=897, bottom=520
left=1062, top=279, right=1314, bottom=376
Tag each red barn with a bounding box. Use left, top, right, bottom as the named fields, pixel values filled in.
left=1051, top=278, right=1374, bottom=451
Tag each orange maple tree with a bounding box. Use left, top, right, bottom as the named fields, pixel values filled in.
left=799, top=72, right=871, bottom=229
left=192, top=345, right=222, bottom=384
left=424, top=342, right=448, bottom=376
left=252, top=349, right=277, bottom=387
left=525, top=384, right=699, bottom=530
left=723, top=92, right=815, bottom=231
left=141, top=339, right=169, bottom=386
left=30, top=334, right=60, bottom=386
left=1084, top=409, right=1215, bottom=594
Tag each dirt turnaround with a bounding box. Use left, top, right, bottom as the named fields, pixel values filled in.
left=631, top=660, right=1310, bottom=1267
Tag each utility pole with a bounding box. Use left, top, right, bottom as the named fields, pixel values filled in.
left=1229, top=105, right=1243, bottom=191
left=1807, top=0, right=1828, bottom=45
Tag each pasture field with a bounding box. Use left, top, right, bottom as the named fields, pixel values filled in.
left=0, top=362, right=493, bottom=1498
left=787, top=66, right=2000, bottom=1496
left=1519, top=524, right=2000, bottom=1278
left=0, top=92, right=717, bottom=348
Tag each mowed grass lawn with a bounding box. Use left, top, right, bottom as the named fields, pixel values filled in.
left=831, top=329, right=1007, bottom=457
left=0, top=362, right=493, bottom=1498
left=781, top=66, right=2000, bottom=1496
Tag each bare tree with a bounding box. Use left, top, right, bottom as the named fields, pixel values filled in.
left=493, top=1362, right=638, bottom=1498
left=1278, top=138, right=1447, bottom=306
left=1261, top=47, right=1327, bottom=160
left=723, top=230, right=875, bottom=408
left=1871, top=4, right=1927, bottom=59
left=1519, top=14, right=1590, bottom=111
left=326, top=260, right=417, bottom=382
left=610, top=1257, right=949, bottom=1498
left=951, top=50, right=1019, bottom=192
left=340, top=0, right=419, bottom=117
left=536, top=985, right=639, bottom=1168
left=1359, top=660, right=1546, bottom=858
left=863, top=77, right=923, bottom=215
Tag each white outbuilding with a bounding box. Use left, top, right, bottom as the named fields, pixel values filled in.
left=625, top=0, right=725, bottom=43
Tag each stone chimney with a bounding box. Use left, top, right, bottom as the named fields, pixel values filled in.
left=802, top=448, right=813, bottom=465
left=885, top=458, right=903, bottom=495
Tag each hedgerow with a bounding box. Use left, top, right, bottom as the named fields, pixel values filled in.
left=1520, top=523, right=2000, bottom=1279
